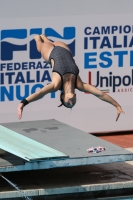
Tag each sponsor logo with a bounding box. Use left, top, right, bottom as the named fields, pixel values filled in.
left=83, top=25, right=133, bottom=93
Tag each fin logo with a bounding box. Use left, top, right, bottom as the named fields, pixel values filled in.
left=0, top=27, right=76, bottom=61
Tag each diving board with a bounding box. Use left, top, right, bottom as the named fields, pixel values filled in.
left=0, top=125, right=67, bottom=161
left=0, top=119, right=133, bottom=173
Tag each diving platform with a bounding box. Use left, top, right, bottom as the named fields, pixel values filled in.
left=0, top=125, right=67, bottom=161
left=0, top=119, right=133, bottom=173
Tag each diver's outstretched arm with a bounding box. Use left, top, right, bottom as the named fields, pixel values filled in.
left=76, top=76, right=125, bottom=121
left=17, top=83, right=57, bottom=120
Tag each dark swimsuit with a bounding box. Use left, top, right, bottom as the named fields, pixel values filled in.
left=49, top=46, right=79, bottom=89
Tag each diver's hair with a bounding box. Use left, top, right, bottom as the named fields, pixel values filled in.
left=58, top=92, right=73, bottom=111
left=58, top=92, right=65, bottom=107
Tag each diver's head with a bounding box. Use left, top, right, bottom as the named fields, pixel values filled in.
left=58, top=92, right=76, bottom=108
left=59, top=73, right=77, bottom=108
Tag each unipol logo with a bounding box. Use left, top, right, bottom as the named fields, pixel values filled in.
left=0, top=27, right=76, bottom=61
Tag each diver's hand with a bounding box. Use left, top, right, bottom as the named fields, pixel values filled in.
left=116, top=105, right=125, bottom=121
left=18, top=103, right=24, bottom=119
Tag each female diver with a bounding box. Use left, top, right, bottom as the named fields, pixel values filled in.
left=18, top=34, right=124, bottom=121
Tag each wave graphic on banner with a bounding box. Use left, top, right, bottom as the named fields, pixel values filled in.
left=45, top=27, right=76, bottom=56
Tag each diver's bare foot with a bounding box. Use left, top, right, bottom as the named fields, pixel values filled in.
left=34, top=35, right=41, bottom=41
left=40, top=34, right=46, bottom=41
